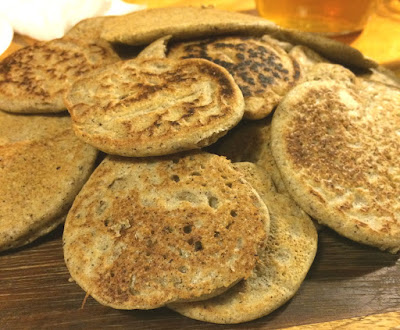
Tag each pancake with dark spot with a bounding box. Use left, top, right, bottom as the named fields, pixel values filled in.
left=64, top=58, right=244, bottom=157
left=63, top=152, right=269, bottom=309
left=169, top=162, right=317, bottom=324
left=0, top=38, right=120, bottom=113
left=168, top=36, right=300, bottom=120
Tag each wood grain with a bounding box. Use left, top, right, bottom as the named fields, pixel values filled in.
left=1, top=224, right=399, bottom=329
left=286, top=312, right=400, bottom=329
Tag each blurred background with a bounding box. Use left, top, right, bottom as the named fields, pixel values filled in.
left=0, top=0, right=398, bottom=74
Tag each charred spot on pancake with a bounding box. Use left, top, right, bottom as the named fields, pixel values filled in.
left=169, top=36, right=295, bottom=102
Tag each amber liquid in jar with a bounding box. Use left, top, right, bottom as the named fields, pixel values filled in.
left=256, top=0, right=375, bottom=35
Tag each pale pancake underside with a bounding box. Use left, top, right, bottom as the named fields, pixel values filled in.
left=169, top=162, right=317, bottom=324
left=63, top=152, right=269, bottom=309
left=0, top=111, right=97, bottom=252
left=271, top=80, right=400, bottom=253
left=100, top=6, right=278, bottom=46
left=65, top=58, right=244, bottom=157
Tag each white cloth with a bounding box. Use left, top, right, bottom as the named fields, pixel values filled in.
left=0, top=18, right=13, bottom=56
left=0, top=0, right=144, bottom=41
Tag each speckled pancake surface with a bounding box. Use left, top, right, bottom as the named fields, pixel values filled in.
left=169, top=162, right=317, bottom=324
left=65, top=58, right=244, bottom=157
left=0, top=38, right=120, bottom=113
left=63, top=152, right=269, bottom=309
left=271, top=80, right=400, bottom=253
left=168, top=36, right=300, bottom=119
left=0, top=111, right=97, bottom=252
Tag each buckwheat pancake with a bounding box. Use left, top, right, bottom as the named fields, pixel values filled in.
left=271, top=28, right=377, bottom=69
left=100, top=6, right=375, bottom=70
left=63, top=152, right=269, bottom=309
left=169, top=162, right=317, bottom=324
left=288, top=46, right=359, bottom=88
left=100, top=6, right=278, bottom=46
left=168, top=36, right=300, bottom=119
left=271, top=80, right=400, bottom=253
left=65, top=58, right=244, bottom=157
left=288, top=45, right=328, bottom=80
left=214, top=118, right=287, bottom=194
left=0, top=38, right=120, bottom=113
left=0, top=111, right=97, bottom=252
left=305, top=63, right=358, bottom=88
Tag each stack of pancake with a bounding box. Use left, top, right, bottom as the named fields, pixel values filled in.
left=0, top=6, right=399, bottom=324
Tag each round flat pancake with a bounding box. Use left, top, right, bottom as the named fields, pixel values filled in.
left=100, top=6, right=278, bottom=46
left=271, top=80, right=400, bottom=253
left=65, top=58, right=244, bottom=157
left=0, top=38, right=120, bottom=113
left=168, top=36, right=300, bottom=120
left=169, top=162, right=317, bottom=324
left=63, top=152, right=269, bottom=309
left=0, top=111, right=98, bottom=252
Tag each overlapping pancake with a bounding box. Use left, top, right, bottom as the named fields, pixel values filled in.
left=271, top=27, right=376, bottom=69
left=169, top=162, right=317, bottom=324
left=271, top=80, right=400, bottom=253
left=0, top=38, right=120, bottom=113
left=288, top=45, right=328, bottom=71
left=99, top=6, right=375, bottom=71
left=0, top=111, right=97, bottom=252
left=63, top=152, right=269, bottom=309
left=100, top=6, right=278, bottom=46
left=65, top=58, right=244, bottom=157
left=168, top=36, right=300, bottom=119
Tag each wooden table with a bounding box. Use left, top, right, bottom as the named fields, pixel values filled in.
left=1, top=2, right=400, bottom=329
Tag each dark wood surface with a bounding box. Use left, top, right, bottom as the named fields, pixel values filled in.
left=1, top=223, right=399, bottom=329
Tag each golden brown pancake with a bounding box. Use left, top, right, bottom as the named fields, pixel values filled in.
left=63, top=152, right=269, bottom=309
left=271, top=80, right=400, bottom=253
left=0, top=111, right=97, bottom=252
left=0, top=38, right=120, bottom=113
left=169, top=162, right=317, bottom=324
left=65, top=58, right=244, bottom=157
